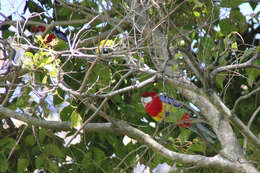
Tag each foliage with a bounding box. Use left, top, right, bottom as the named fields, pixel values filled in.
left=0, top=0, right=259, bottom=172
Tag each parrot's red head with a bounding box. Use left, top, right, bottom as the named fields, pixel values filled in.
left=141, top=92, right=158, bottom=106
left=141, top=92, right=163, bottom=121
left=31, top=26, right=46, bottom=34
left=141, top=91, right=157, bottom=98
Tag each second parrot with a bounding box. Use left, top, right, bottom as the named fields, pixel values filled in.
left=141, top=91, right=216, bottom=143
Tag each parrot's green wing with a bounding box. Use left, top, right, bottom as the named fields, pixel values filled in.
left=164, top=107, right=187, bottom=123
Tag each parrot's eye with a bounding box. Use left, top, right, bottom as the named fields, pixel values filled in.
left=141, top=97, right=153, bottom=104
left=102, top=48, right=108, bottom=54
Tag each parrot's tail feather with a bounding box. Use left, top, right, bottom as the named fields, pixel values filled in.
left=188, top=123, right=217, bottom=144
left=196, top=123, right=217, bottom=138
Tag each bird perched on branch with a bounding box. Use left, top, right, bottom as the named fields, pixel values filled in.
left=141, top=91, right=216, bottom=143
left=31, top=25, right=67, bottom=50
left=96, top=39, right=116, bottom=54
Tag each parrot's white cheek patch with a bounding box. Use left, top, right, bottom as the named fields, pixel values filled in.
left=141, top=97, right=153, bottom=104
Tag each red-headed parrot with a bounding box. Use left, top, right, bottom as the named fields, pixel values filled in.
left=141, top=91, right=216, bottom=143
left=31, top=25, right=67, bottom=50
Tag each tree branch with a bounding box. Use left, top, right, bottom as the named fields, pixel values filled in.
left=210, top=51, right=260, bottom=82
left=232, top=87, right=260, bottom=111
left=243, top=106, right=260, bottom=152
left=87, top=101, right=259, bottom=173
left=112, top=119, right=258, bottom=173
left=175, top=47, right=204, bottom=84
left=131, top=2, right=259, bottom=170
left=65, top=70, right=134, bottom=146
left=0, top=105, right=118, bottom=133
left=210, top=93, right=260, bottom=149
left=58, top=74, right=157, bottom=98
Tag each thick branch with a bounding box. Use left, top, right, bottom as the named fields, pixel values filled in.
left=0, top=105, right=117, bottom=133
left=175, top=47, right=204, bottom=84
left=113, top=119, right=258, bottom=173
left=210, top=93, right=260, bottom=149
left=130, top=1, right=259, bottom=169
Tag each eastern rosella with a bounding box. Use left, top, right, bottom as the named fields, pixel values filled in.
left=96, top=39, right=115, bottom=54
left=141, top=91, right=216, bottom=143
left=31, top=25, right=67, bottom=50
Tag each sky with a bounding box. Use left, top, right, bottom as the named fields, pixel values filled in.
left=0, top=0, right=260, bottom=21
left=0, top=0, right=27, bottom=20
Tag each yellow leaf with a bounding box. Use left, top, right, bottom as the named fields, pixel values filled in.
left=70, top=111, right=82, bottom=129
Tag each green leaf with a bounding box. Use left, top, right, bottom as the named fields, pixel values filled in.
left=220, top=0, right=243, bottom=8
left=35, top=154, right=45, bottom=168
left=230, top=9, right=247, bottom=33
left=48, top=65, right=58, bottom=77
left=193, top=11, right=201, bottom=18
left=231, top=42, right=238, bottom=50
left=246, top=69, right=260, bottom=87
left=38, top=56, right=54, bottom=68
left=178, top=128, right=191, bottom=142
left=17, top=158, right=29, bottom=173
left=54, top=38, right=68, bottom=50
left=60, top=106, right=73, bottom=121
left=190, top=139, right=205, bottom=152
left=172, top=64, right=179, bottom=71
left=24, top=52, right=34, bottom=57
left=93, top=147, right=105, bottom=161
left=164, top=107, right=186, bottom=123
left=216, top=72, right=227, bottom=89
left=0, top=152, right=8, bottom=172
left=42, top=75, right=48, bottom=84
left=81, top=152, right=94, bottom=171
left=219, top=19, right=237, bottom=36
left=44, top=144, right=64, bottom=159
left=70, top=111, right=82, bottom=129
left=245, top=59, right=260, bottom=87
left=239, top=49, right=253, bottom=63
left=16, top=95, right=30, bottom=108
left=188, top=0, right=203, bottom=7
left=198, top=37, right=216, bottom=61
left=48, top=160, right=59, bottom=173
left=53, top=88, right=65, bottom=105
left=25, top=135, right=35, bottom=147
left=0, top=138, right=15, bottom=151
left=174, top=52, right=183, bottom=59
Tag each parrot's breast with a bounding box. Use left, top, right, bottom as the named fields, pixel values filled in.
left=145, top=96, right=164, bottom=122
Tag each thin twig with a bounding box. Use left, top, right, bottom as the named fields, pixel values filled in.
left=71, top=15, right=100, bottom=50
left=58, top=74, right=157, bottom=98
left=78, top=59, right=97, bottom=93
left=65, top=70, right=133, bottom=147
left=8, top=125, right=27, bottom=160
left=114, top=145, right=147, bottom=171
left=232, top=87, right=260, bottom=111
left=243, top=106, right=260, bottom=153
left=211, top=51, right=260, bottom=82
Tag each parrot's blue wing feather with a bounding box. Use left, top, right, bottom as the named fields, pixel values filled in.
left=159, top=94, right=181, bottom=107
left=52, top=28, right=68, bottom=42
